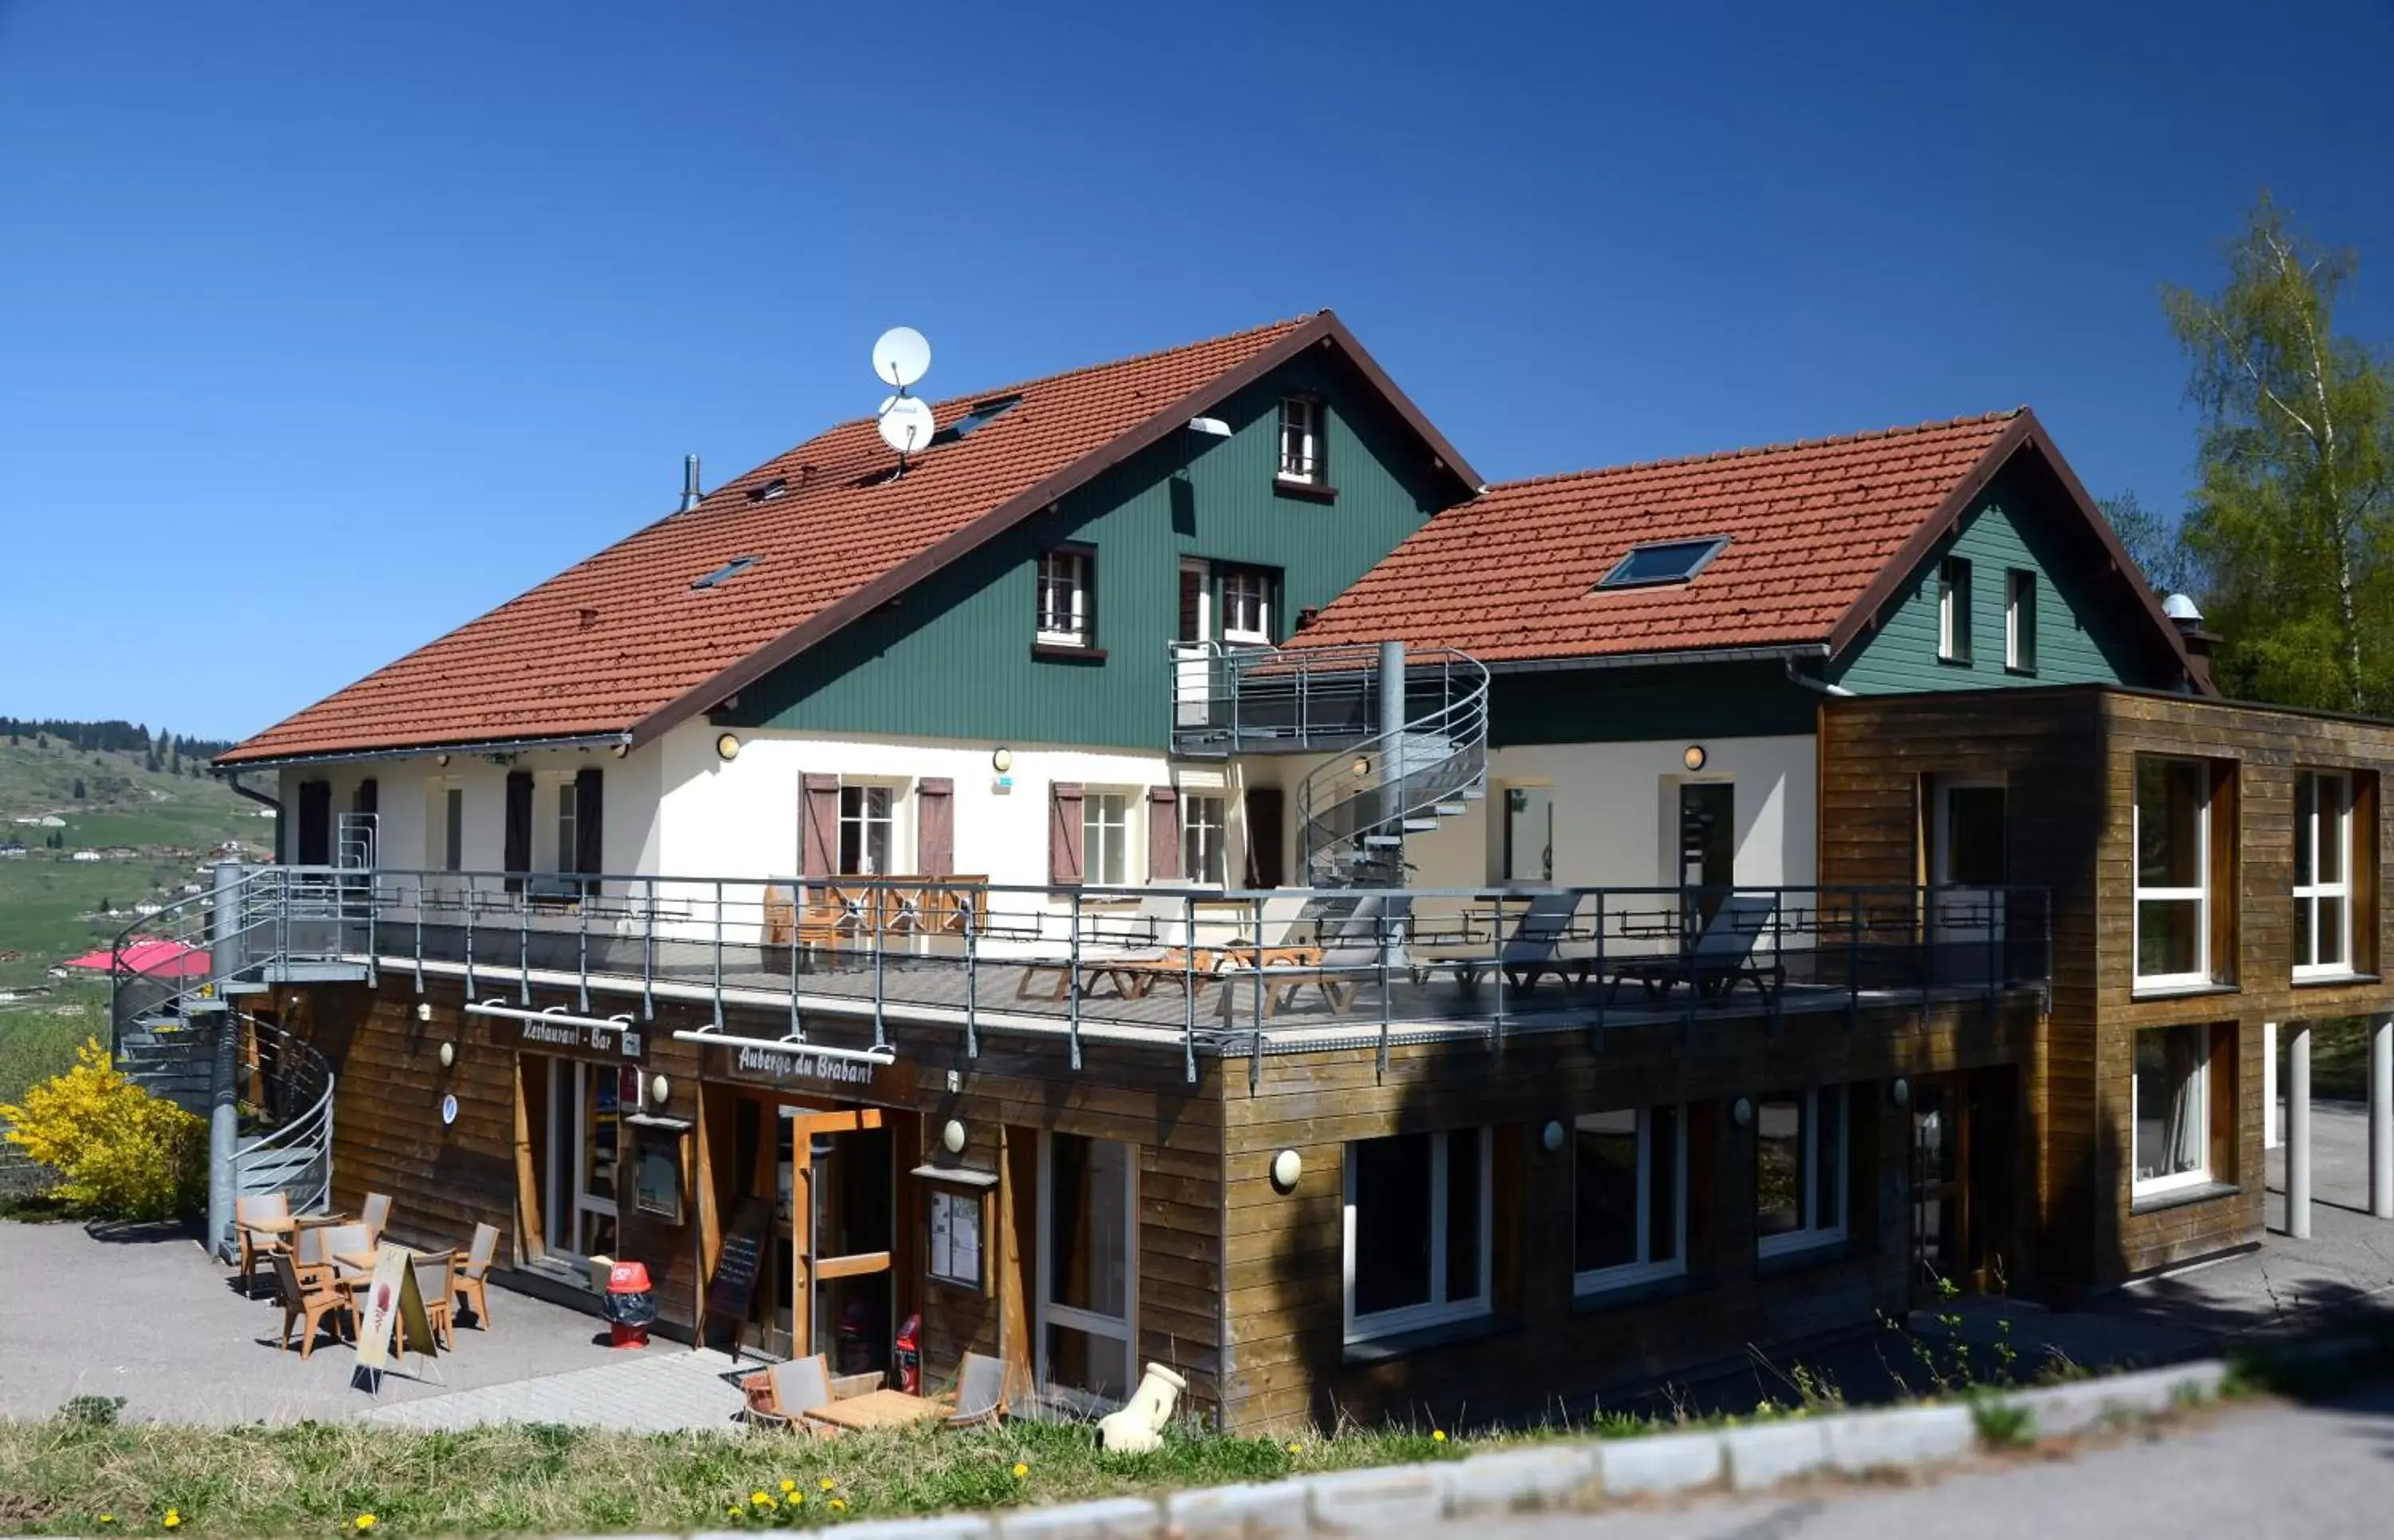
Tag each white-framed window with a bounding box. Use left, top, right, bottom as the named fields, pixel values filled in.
left=1220, top=567, right=1272, bottom=646
left=553, top=780, right=578, bottom=873
left=1343, top=1127, right=1491, bottom=1341
left=1036, top=547, right=1093, bottom=648
left=2133, top=757, right=2211, bottom=990
left=2294, top=770, right=2352, bottom=978
left=1938, top=556, right=1973, bottom=663
left=2005, top=568, right=2036, bottom=672
left=1180, top=793, right=1227, bottom=886
left=2131, top=1022, right=2212, bottom=1196
left=1574, top=1105, right=1685, bottom=1293
left=1277, top=397, right=1322, bottom=484
left=839, top=784, right=897, bottom=876
left=1037, top=1131, right=1138, bottom=1412
left=1756, top=1086, right=1847, bottom=1257
left=1083, top=790, right=1132, bottom=886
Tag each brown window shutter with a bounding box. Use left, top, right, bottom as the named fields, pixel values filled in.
left=1050, top=782, right=1085, bottom=886
left=800, top=773, right=840, bottom=884
left=574, top=766, right=604, bottom=881
left=503, top=770, right=533, bottom=892
left=1146, top=786, right=1180, bottom=883
left=296, top=780, right=332, bottom=867
left=917, top=777, right=954, bottom=877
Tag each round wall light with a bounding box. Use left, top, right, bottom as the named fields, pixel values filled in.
left=434, top=753, right=452, bottom=768
left=1890, top=1077, right=1910, bottom=1109
left=1352, top=756, right=1371, bottom=779
left=942, top=1119, right=969, bottom=1155
left=1683, top=744, right=1708, bottom=772
left=1270, top=1149, right=1303, bottom=1193
left=1732, top=1096, right=1754, bottom=1128
left=437, top=1040, right=456, bottom=1068
left=1541, top=1119, right=1566, bottom=1154
left=650, top=1073, right=672, bottom=1107
left=991, top=747, right=1013, bottom=773
left=715, top=732, right=741, bottom=762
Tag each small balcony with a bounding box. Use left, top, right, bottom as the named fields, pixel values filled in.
left=306, top=868, right=2051, bottom=1083
left=1168, top=642, right=1481, bottom=758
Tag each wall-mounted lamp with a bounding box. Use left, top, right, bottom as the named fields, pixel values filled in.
left=1352, top=756, right=1371, bottom=778
left=1270, top=1149, right=1303, bottom=1193
left=416, top=1001, right=433, bottom=1024
left=1540, top=1119, right=1566, bottom=1154
left=991, top=747, right=1013, bottom=773
left=437, top=1040, right=456, bottom=1068
left=942, top=1119, right=968, bottom=1155
left=1890, top=1077, right=1910, bottom=1109
left=612, top=742, right=630, bottom=760
left=434, top=753, right=452, bottom=768
left=1683, top=744, right=1708, bottom=772
left=715, top=732, right=741, bottom=762
left=650, top=1073, right=671, bottom=1107
left=1732, top=1096, right=1754, bottom=1128
left=1187, top=417, right=1233, bottom=438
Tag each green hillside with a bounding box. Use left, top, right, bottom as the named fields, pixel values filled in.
left=0, top=732, right=270, bottom=990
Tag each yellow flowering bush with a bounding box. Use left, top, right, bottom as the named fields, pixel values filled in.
left=0, top=1038, right=205, bottom=1220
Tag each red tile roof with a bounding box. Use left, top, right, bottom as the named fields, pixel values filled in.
left=1290, top=411, right=2029, bottom=665
left=225, top=312, right=1474, bottom=765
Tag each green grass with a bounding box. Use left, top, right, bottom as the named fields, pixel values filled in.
left=0, top=990, right=102, bottom=1104
left=0, top=1414, right=1495, bottom=1536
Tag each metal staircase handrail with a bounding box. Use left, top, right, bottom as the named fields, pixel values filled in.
left=1294, top=648, right=1491, bottom=886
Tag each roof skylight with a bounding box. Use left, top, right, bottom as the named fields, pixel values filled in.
left=1595, top=535, right=1730, bottom=590
left=691, top=555, right=760, bottom=590
left=931, top=394, right=1024, bottom=446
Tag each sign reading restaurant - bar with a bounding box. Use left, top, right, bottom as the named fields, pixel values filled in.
left=506, top=1013, right=645, bottom=1062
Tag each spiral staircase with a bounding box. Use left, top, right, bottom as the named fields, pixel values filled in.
left=108, top=863, right=365, bottom=1252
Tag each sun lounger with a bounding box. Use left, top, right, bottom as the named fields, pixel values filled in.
left=1606, top=891, right=1784, bottom=1005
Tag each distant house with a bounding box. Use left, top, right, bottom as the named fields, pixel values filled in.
left=132, top=901, right=164, bottom=916
left=179, top=882, right=203, bottom=895
left=37, top=815, right=64, bottom=828
left=96, top=847, right=136, bottom=861
left=10, top=815, right=37, bottom=826
left=0, top=840, right=24, bottom=859
left=68, top=849, right=100, bottom=863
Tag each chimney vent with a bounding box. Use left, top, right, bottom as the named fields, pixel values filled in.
left=678, top=454, right=704, bottom=512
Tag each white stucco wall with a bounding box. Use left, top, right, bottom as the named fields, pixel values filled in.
left=1404, top=734, right=1818, bottom=891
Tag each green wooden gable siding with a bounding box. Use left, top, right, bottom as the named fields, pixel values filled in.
left=718, top=353, right=1452, bottom=750
left=1489, top=661, right=1819, bottom=746
left=1830, top=465, right=2175, bottom=695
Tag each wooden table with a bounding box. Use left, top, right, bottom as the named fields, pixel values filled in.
left=803, top=1389, right=946, bottom=1432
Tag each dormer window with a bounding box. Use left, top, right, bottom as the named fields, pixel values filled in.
left=1277, top=397, right=1324, bottom=484
left=1595, top=535, right=1730, bottom=590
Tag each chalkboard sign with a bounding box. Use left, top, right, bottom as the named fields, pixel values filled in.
left=705, top=1198, right=772, bottom=1360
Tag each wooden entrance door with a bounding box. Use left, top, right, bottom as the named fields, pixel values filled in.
left=753, top=1108, right=895, bottom=1369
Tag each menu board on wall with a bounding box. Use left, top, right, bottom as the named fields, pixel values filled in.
left=927, top=1188, right=982, bottom=1289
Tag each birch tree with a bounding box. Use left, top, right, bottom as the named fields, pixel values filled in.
left=2166, top=195, right=2394, bottom=712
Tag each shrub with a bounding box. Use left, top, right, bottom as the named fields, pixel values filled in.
left=0, top=1038, right=204, bottom=1220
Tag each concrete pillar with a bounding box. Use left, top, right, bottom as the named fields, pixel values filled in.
left=205, top=861, right=243, bottom=1262
left=2287, top=1021, right=2313, bottom=1241
left=2263, top=1021, right=2279, bottom=1149
left=2371, top=1014, right=2393, bottom=1221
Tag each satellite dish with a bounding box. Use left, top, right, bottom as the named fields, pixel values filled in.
left=877, top=395, right=937, bottom=455
left=872, top=326, right=931, bottom=389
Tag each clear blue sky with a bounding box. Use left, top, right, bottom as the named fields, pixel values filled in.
left=4, top=1, right=2390, bottom=740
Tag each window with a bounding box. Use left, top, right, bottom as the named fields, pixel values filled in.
left=553, top=781, right=578, bottom=873
left=1220, top=567, right=1272, bottom=646
left=1574, top=1106, right=1684, bottom=1293
left=1181, top=793, right=1227, bottom=885
left=441, top=786, right=463, bottom=872
left=2132, top=1024, right=2212, bottom=1195
left=2133, top=757, right=2210, bottom=989
left=1083, top=791, right=1131, bottom=886
left=1038, top=1132, right=1137, bottom=1409
left=2294, top=771, right=2352, bottom=977
left=1343, top=1128, right=1490, bottom=1340
left=839, top=785, right=895, bottom=876
left=1277, top=397, right=1323, bottom=484
left=1595, top=535, right=1731, bottom=590
left=2005, top=569, right=2037, bottom=672
left=1036, top=548, right=1094, bottom=648
left=1756, top=1086, right=1846, bottom=1257
left=1938, top=557, right=1973, bottom=663
left=691, top=555, right=759, bottom=589
left=934, top=394, right=1022, bottom=444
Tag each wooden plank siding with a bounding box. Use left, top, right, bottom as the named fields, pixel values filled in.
left=1819, top=685, right=2394, bottom=1295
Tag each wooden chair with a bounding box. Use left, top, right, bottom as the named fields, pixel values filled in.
left=942, top=1351, right=1009, bottom=1430
left=409, top=1250, right=457, bottom=1350
left=452, top=1222, right=499, bottom=1329
left=741, top=1354, right=836, bottom=1431
left=359, top=1191, right=393, bottom=1246
left=271, top=1253, right=352, bottom=1359
left=234, top=1192, right=292, bottom=1297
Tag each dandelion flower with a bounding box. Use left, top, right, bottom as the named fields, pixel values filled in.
left=99, top=1518, right=115, bottom=1527
left=780, top=1479, right=796, bottom=1494
left=751, top=1491, right=771, bottom=1506
left=820, top=1477, right=836, bottom=1492
left=1286, top=1442, right=1303, bottom=1456
left=828, top=1498, right=846, bottom=1512
left=1432, top=1429, right=1447, bottom=1443
left=355, top=1518, right=377, bottom=1532
left=163, top=1512, right=181, bottom=1531
left=1013, top=1461, right=1030, bottom=1479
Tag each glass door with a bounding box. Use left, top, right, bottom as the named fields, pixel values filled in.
left=1174, top=559, right=1212, bottom=728
left=542, top=1059, right=621, bottom=1265
left=1932, top=777, right=2008, bottom=953
left=1675, top=781, right=1735, bottom=924
left=1910, top=1076, right=1971, bottom=1300
left=1037, top=1132, right=1138, bottom=1412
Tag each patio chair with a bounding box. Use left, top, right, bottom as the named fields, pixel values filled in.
left=314, top=1222, right=375, bottom=1285
left=270, top=1252, right=352, bottom=1360
left=942, top=1351, right=1009, bottom=1430
left=234, top=1192, right=292, bottom=1297
left=359, top=1191, right=393, bottom=1246
left=742, top=1353, right=836, bottom=1431
left=409, top=1250, right=456, bottom=1350
left=1605, top=892, right=1786, bottom=1006
left=452, top=1222, right=499, bottom=1329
